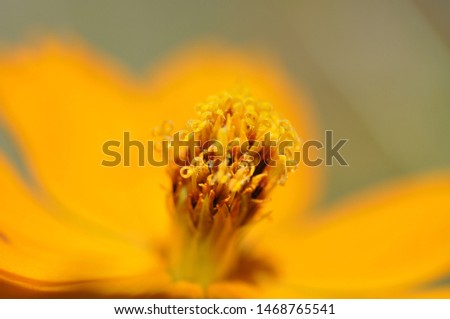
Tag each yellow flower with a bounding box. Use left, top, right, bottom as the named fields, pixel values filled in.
left=0, top=38, right=449, bottom=298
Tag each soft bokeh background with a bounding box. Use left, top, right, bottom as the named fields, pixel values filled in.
left=0, top=0, right=449, bottom=288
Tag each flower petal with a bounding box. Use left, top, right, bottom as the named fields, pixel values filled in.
left=0, top=155, right=168, bottom=295
left=405, top=286, right=450, bottom=298
left=0, top=39, right=170, bottom=243
left=207, top=281, right=259, bottom=298
left=152, top=281, right=205, bottom=298
left=263, top=171, right=450, bottom=297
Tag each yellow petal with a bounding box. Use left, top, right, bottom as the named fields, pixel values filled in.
left=263, top=171, right=450, bottom=297
left=405, top=286, right=450, bottom=298
left=152, top=281, right=205, bottom=298
left=207, top=281, right=259, bottom=298
left=0, top=39, right=170, bottom=243
left=0, top=155, right=168, bottom=295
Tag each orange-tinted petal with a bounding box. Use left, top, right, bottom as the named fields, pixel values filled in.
left=0, top=155, right=168, bottom=295
left=153, top=281, right=205, bottom=298
left=263, top=171, right=450, bottom=297
left=0, top=39, right=170, bottom=244
left=207, top=281, right=259, bottom=298
left=404, top=286, right=450, bottom=298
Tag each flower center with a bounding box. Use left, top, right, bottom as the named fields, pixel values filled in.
left=162, top=90, right=299, bottom=286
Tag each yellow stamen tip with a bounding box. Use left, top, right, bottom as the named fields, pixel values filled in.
left=166, top=90, right=300, bottom=284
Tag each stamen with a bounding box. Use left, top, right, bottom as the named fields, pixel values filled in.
left=164, top=90, right=300, bottom=284
left=170, top=90, right=299, bottom=234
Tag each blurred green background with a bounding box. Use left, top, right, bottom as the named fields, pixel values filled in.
left=0, top=0, right=449, bottom=206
